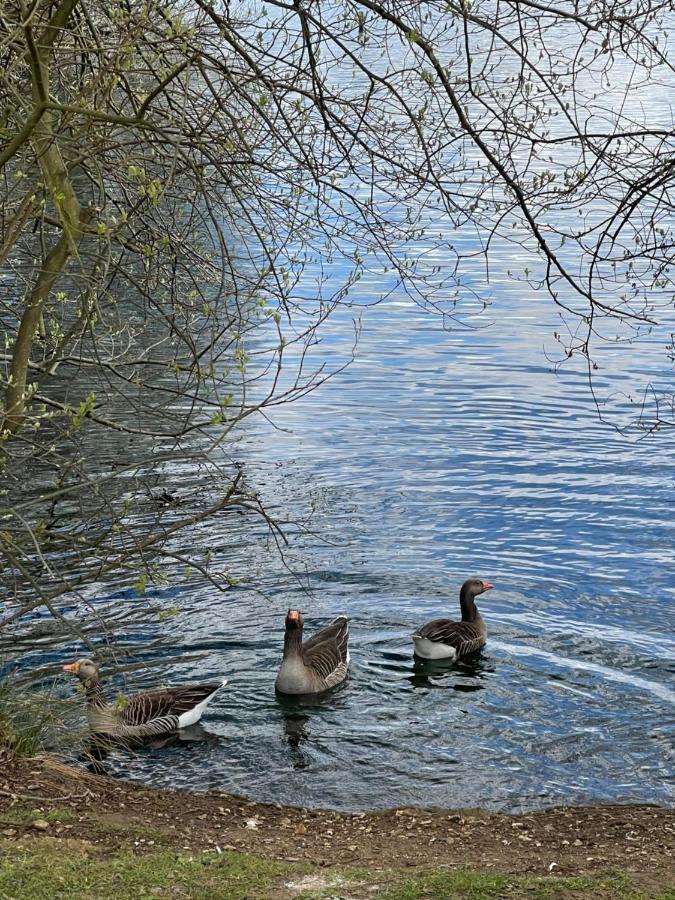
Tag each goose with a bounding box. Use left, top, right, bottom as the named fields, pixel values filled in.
left=412, top=578, right=493, bottom=660
left=275, top=610, right=350, bottom=695
left=62, top=658, right=227, bottom=742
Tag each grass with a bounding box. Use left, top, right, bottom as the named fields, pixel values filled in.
left=0, top=840, right=671, bottom=900
left=0, top=681, right=47, bottom=757
left=0, top=842, right=300, bottom=900
left=0, top=806, right=76, bottom=826
left=0, top=678, right=84, bottom=758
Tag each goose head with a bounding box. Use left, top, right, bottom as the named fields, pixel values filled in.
left=63, top=658, right=99, bottom=685
left=285, top=609, right=304, bottom=631
left=461, top=578, right=494, bottom=598
left=459, top=578, right=493, bottom=619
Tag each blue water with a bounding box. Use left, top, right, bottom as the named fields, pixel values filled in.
left=21, top=283, right=673, bottom=812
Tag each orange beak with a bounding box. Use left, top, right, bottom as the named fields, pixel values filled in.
left=62, top=662, right=80, bottom=674
left=287, top=609, right=300, bottom=622
left=482, top=582, right=494, bottom=591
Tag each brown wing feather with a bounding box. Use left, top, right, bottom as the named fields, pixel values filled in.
left=121, top=684, right=221, bottom=726
left=302, top=616, right=349, bottom=654
left=302, top=616, right=349, bottom=681
left=415, top=619, right=485, bottom=656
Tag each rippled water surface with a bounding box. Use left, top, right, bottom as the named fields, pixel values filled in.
left=24, top=283, right=673, bottom=812
left=6, top=40, right=675, bottom=806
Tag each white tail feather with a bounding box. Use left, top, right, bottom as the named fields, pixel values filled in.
left=177, top=679, right=227, bottom=729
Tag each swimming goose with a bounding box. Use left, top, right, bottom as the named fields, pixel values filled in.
left=412, top=578, right=493, bottom=660
left=275, top=610, right=350, bottom=695
left=63, top=658, right=227, bottom=742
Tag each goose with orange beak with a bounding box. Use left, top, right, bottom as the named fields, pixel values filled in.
left=412, top=578, right=494, bottom=660
left=63, top=658, right=227, bottom=742
left=275, top=610, right=350, bottom=694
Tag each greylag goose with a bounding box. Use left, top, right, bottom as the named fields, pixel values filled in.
left=63, top=659, right=226, bottom=741
left=412, top=578, right=493, bottom=660
left=275, top=610, right=350, bottom=695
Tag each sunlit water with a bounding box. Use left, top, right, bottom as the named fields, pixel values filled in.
left=12, top=283, right=674, bottom=812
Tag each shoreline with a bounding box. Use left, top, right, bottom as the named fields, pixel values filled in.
left=1, top=754, right=673, bottom=898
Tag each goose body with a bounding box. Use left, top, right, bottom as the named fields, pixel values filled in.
left=412, top=579, right=493, bottom=660
left=275, top=610, right=350, bottom=695
left=63, top=659, right=226, bottom=742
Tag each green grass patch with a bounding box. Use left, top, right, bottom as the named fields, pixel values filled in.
left=0, top=841, right=670, bottom=900
left=41, top=808, right=76, bottom=825
left=0, top=806, right=76, bottom=826
left=0, top=842, right=303, bottom=900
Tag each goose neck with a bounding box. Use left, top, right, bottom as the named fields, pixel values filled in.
left=283, top=625, right=303, bottom=658
left=84, top=677, right=107, bottom=707
left=459, top=589, right=479, bottom=622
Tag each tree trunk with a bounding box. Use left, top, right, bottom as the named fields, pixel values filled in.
left=2, top=229, right=75, bottom=436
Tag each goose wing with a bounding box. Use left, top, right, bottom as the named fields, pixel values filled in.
left=415, top=618, right=484, bottom=656
left=303, top=616, right=349, bottom=657
left=302, top=616, right=349, bottom=684
left=120, top=683, right=223, bottom=726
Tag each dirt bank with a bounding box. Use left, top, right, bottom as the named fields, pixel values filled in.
left=1, top=755, right=673, bottom=898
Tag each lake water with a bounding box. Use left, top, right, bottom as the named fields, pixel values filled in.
left=27, top=276, right=672, bottom=812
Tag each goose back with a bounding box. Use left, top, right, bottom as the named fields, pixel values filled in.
left=413, top=615, right=486, bottom=659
